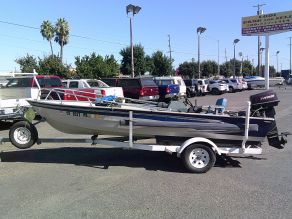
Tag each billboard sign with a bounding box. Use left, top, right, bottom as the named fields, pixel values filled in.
left=242, top=10, right=292, bottom=36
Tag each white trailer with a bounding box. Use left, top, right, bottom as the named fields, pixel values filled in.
left=0, top=101, right=268, bottom=173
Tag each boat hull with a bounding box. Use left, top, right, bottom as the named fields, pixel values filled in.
left=28, top=100, right=274, bottom=145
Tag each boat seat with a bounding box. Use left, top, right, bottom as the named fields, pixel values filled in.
left=214, top=98, right=227, bottom=114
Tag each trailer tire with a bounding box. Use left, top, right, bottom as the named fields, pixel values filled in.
left=182, top=144, right=216, bottom=173
left=9, top=121, right=38, bottom=149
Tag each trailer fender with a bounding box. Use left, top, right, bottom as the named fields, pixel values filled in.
left=177, top=137, right=220, bottom=157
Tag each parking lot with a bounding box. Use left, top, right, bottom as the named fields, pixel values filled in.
left=0, top=86, right=292, bottom=218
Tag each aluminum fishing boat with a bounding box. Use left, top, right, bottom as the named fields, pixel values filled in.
left=27, top=89, right=287, bottom=149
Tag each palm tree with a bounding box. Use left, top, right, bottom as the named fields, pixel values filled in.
left=40, top=20, right=55, bottom=56
left=54, top=18, right=69, bottom=63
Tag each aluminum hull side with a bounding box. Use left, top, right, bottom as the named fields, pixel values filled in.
left=28, top=100, right=273, bottom=142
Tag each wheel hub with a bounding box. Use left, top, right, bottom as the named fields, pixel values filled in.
left=14, top=127, right=31, bottom=144
left=189, top=148, right=210, bottom=169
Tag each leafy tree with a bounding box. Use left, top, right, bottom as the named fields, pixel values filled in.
left=15, top=54, right=39, bottom=73
left=120, top=44, right=146, bottom=76
left=144, top=55, right=154, bottom=74
left=151, top=51, right=172, bottom=76
left=38, top=55, right=70, bottom=78
left=201, top=60, right=218, bottom=78
left=104, top=55, right=119, bottom=77
left=54, top=18, right=69, bottom=63
left=220, top=59, right=242, bottom=77
left=40, top=20, right=55, bottom=56
left=219, top=62, right=232, bottom=77
left=75, top=53, right=119, bottom=79
left=178, top=61, right=198, bottom=78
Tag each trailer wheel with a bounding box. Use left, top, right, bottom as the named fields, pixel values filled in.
left=9, top=121, right=38, bottom=149
left=182, top=144, right=216, bottom=173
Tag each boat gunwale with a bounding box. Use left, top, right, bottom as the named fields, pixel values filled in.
left=27, top=100, right=275, bottom=121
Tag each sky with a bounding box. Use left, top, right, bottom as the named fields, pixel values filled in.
left=0, top=0, right=291, bottom=73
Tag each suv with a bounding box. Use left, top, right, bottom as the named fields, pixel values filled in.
left=208, top=80, right=229, bottom=95
left=193, top=79, right=209, bottom=95
left=102, top=77, right=159, bottom=100
left=171, top=76, right=186, bottom=97
left=184, top=79, right=198, bottom=97
left=222, top=78, right=242, bottom=92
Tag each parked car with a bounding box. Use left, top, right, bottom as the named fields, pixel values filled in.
left=62, top=79, right=124, bottom=99
left=208, top=80, right=229, bottom=95
left=153, top=77, right=180, bottom=101
left=0, top=78, right=9, bottom=88
left=193, top=79, right=209, bottom=95
left=102, top=77, right=159, bottom=100
left=243, top=76, right=265, bottom=89
left=287, top=75, right=292, bottom=85
left=269, top=77, right=285, bottom=86
left=1, top=74, right=65, bottom=121
left=222, top=78, right=242, bottom=92
left=171, top=76, right=186, bottom=97
left=184, top=79, right=198, bottom=97
left=2, top=75, right=64, bottom=100
left=238, top=78, right=248, bottom=90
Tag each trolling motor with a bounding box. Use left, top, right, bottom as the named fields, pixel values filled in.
left=250, top=90, right=290, bottom=149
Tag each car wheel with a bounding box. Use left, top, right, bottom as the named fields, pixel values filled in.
left=211, top=88, right=219, bottom=95
left=229, top=86, right=234, bottom=93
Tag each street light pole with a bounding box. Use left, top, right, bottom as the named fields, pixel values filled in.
left=197, top=27, right=206, bottom=79
left=239, top=52, right=243, bottom=75
left=233, top=39, right=240, bottom=79
left=276, top=51, right=280, bottom=76
left=260, top=47, right=265, bottom=77
left=126, top=4, right=141, bottom=78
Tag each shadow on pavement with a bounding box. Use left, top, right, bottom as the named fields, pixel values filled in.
left=0, top=147, right=242, bottom=173
left=0, top=121, right=13, bottom=131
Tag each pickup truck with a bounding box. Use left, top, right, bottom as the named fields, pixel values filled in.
left=153, top=78, right=180, bottom=101
left=0, top=74, right=65, bottom=123
left=62, top=79, right=124, bottom=101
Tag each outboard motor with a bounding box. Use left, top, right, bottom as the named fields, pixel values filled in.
left=250, top=90, right=289, bottom=149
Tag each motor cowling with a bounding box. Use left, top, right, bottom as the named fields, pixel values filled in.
left=250, top=90, right=286, bottom=149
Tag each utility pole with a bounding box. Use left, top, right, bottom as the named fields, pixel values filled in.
left=289, top=37, right=292, bottom=74
left=225, top=48, right=229, bottom=75
left=168, top=34, right=173, bottom=75
left=217, top=40, right=220, bottom=75
left=253, top=3, right=266, bottom=76
left=252, top=59, right=254, bottom=75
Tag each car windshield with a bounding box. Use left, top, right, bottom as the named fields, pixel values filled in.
left=141, top=78, right=156, bottom=86
left=37, top=77, right=62, bottom=88
left=5, top=77, right=33, bottom=88
left=87, top=80, right=109, bottom=88
left=184, top=80, right=191, bottom=86
left=156, top=79, right=174, bottom=86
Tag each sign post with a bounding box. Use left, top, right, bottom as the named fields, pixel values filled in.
left=242, top=10, right=292, bottom=90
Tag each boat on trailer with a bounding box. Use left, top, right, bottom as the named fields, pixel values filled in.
left=3, top=89, right=289, bottom=173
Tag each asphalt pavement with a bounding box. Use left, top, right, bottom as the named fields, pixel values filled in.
left=0, top=86, right=292, bottom=218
